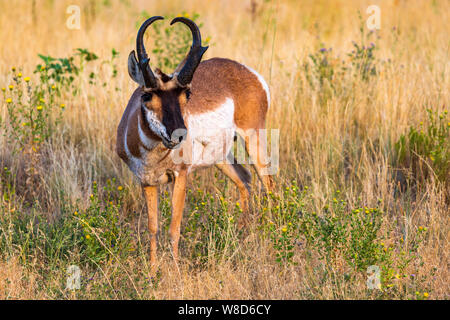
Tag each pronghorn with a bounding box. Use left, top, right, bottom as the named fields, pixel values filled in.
left=117, top=16, right=274, bottom=264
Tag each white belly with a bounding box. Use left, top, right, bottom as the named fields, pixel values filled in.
left=172, top=98, right=236, bottom=170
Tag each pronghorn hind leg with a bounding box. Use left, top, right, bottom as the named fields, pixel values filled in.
left=169, top=168, right=187, bottom=262
left=242, top=129, right=275, bottom=193
left=216, top=157, right=252, bottom=229
left=143, top=185, right=158, bottom=267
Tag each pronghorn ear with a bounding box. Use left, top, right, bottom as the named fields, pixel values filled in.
left=128, top=51, right=145, bottom=86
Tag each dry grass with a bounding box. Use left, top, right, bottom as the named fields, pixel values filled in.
left=0, top=0, right=448, bottom=299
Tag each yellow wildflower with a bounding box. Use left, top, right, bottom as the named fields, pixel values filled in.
left=423, top=292, right=429, bottom=298
left=36, top=105, right=43, bottom=111
left=85, top=234, right=91, bottom=240
left=17, top=72, right=22, bottom=78
left=9, top=85, right=14, bottom=90
left=117, top=186, right=123, bottom=191
left=6, top=98, right=12, bottom=103
left=1, top=87, right=5, bottom=91
left=60, top=103, right=66, bottom=109
left=74, top=211, right=78, bottom=216
left=24, top=77, right=30, bottom=82
left=282, top=227, right=287, bottom=233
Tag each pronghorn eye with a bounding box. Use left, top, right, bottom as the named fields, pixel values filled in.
left=142, top=92, right=153, bottom=102
left=185, top=89, right=191, bottom=100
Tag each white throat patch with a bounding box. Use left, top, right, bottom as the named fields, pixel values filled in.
left=138, top=113, right=158, bottom=150
left=143, top=108, right=171, bottom=142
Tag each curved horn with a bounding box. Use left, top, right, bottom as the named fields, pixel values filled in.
left=170, top=17, right=208, bottom=86
left=136, top=16, right=164, bottom=89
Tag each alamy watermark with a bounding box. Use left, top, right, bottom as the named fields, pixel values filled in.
left=66, top=265, right=81, bottom=290
left=366, top=5, right=381, bottom=30
left=367, top=265, right=381, bottom=290
left=66, top=5, right=81, bottom=30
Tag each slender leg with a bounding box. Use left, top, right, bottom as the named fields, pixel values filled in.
left=169, top=169, right=187, bottom=261
left=143, top=185, right=158, bottom=265
left=216, top=161, right=252, bottom=228
left=243, top=129, right=275, bottom=192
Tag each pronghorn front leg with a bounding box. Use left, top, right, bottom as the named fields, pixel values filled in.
left=169, top=169, right=187, bottom=261
left=143, top=185, right=159, bottom=266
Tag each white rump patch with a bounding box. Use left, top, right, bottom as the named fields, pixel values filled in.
left=243, top=64, right=271, bottom=108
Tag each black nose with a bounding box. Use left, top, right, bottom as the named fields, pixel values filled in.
left=170, top=128, right=187, bottom=144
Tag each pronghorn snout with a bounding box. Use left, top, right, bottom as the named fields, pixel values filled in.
left=172, top=128, right=187, bottom=144
left=164, top=127, right=187, bottom=149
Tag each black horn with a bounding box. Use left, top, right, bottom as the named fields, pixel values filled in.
left=136, top=16, right=164, bottom=89
left=170, top=17, right=208, bottom=86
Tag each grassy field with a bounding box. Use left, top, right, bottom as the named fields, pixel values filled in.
left=0, top=0, right=448, bottom=299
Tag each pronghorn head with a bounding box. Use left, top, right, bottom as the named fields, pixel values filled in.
left=127, top=16, right=208, bottom=149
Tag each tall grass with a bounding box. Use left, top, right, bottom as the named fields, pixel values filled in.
left=0, top=0, right=448, bottom=299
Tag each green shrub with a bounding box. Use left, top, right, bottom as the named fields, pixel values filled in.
left=182, top=188, right=240, bottom=264
left=263, top=182, right=303, bottom=267
left=299, top=195, right=385, bottom=271
left=74, top=179, right=132, bottom=265
left=34, top=48, right=99, bottom=95
left=0, top=68, right=65, bottom=155
left=302, top=17, right=380, bottom=104
left=394, top=109, right=449, bottom=187
left=0, top=177, right=132, bottom=268
left=299, top=193, right=428, bottom=297
left=0, top=171, right=82, bottom=266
